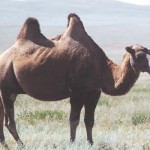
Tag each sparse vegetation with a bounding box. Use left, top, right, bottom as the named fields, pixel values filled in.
left=17, top=110, right=67, bottom=125
left=143, top=142, right=150, bottom=150
left=132, top=111, right=150, bottom=125
left=1, top=75, right=149, bottom=150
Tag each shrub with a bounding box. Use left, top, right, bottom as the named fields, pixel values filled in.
left=132, top=111, right=150, bottom=125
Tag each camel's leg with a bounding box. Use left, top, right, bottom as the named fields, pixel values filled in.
left=0, top=98, right=9, bottom=149
left=0, top=98, right=4, bottom=142
left=1, top=91, right=24, bottom=146
left=84, top=90, right=101, bottom=145
left=70, top=91, right=84, bottom=142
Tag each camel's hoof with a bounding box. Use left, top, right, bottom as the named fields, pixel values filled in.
left=1, top=141, right=10, bottom=150
left=70, top=139, right=75, bottom=144
left=17, top=140, right=25, bottom=149
left=87, top=140, right=94, bottom=146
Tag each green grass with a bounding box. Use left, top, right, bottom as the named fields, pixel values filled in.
left=132, top=111, right=150, bottom=125
left=17, top=110, right=67, bottom=125
left=143, top=142, right=150, bottom=150
left=98, top=97, right=111, bottom=106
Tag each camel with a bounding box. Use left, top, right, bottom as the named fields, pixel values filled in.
left=0, top=13, right=150, bottom=149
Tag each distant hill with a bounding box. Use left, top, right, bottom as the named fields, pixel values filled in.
left=0, top=0, right=150, bottom=54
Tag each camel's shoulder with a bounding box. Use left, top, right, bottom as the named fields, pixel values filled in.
left=17, top=17, right=54, bottom=48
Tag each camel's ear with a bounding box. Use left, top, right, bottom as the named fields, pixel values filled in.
left=126, top=46, right=135, bottom=55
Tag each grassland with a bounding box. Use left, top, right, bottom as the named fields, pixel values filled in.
left=0, top=74, right=150, bottom=150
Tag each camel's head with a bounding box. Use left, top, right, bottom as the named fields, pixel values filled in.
left=126, top=44, right=150, bottom=74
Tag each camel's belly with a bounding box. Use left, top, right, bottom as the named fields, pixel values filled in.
left=16, top=75, right=70, bottom=101
left=13, top=57, right=70, bottom=100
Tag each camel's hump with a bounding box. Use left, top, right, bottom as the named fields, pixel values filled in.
left=68, top=13, right=81, bottom=22
left=65, top=13, right=86, bottom=39
left=17, top=17, right=54, bottom=47
left=67, top=13, right=82, bottom=27
left=17, top=17, right=41, bottom=40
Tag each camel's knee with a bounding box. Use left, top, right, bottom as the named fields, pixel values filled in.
left=70, top=113, right=80, bottom=127
left=84, top=108, right=95, bottom=128
left=70, top=110, right=80, bottom=121
left=84, top=117, right=94, bottom=128
left=70, top=98, right=83, bottom=128
left=0, top=113, right=4, bottom=123
left=5, top=119, right=16, bottom=134
left=70, top=118, right=80, bottom=129
left=0, top=100, right=4, bottom=121
left=5, top=120, right=13, bottom=133
left=4, top=110, right=16, bottom=134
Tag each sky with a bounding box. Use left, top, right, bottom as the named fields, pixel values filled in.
left=0, top=0, right=150, bottom=53
left=117, top=0, right=150, bottom=5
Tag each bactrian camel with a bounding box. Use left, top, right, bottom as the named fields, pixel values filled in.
left=0, top=14, right=150, bottom=149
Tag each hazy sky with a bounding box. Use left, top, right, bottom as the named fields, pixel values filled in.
left=117, top=0, right=150, bottom=5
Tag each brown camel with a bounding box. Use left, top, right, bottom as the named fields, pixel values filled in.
left=0, top=13, right=150, bottom=149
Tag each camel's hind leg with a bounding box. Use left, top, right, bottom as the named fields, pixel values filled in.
left=84, top=90, right=101, bottom=144
left=0, top=98, right=5, bottom=142
left=1, top=90, right=24, bottom=147
left=0, top=98, right=9, bottom=149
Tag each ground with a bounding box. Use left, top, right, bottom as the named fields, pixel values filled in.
left=0, top=73, right=149, bottom=150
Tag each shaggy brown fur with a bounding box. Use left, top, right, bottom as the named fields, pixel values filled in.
left=0, top=13, right=150, bottom=149
left=17, top=17, right=54, bottom=47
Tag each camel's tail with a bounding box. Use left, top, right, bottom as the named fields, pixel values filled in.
left=17, top=17, right=54, bottom=47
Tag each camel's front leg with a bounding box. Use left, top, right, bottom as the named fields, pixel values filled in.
left=70, top=91, right=84, bottom=142
left=84, top=90, right=101, bottom=144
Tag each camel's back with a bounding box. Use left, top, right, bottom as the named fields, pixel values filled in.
left=11, top=39, right=71, bottom=100
left=12, top=35, right=105, bottom=100
left=0, top=15, right=107, bottom=100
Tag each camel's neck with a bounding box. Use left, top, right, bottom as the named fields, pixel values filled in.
left=102, top=53, right=140, bottom=96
